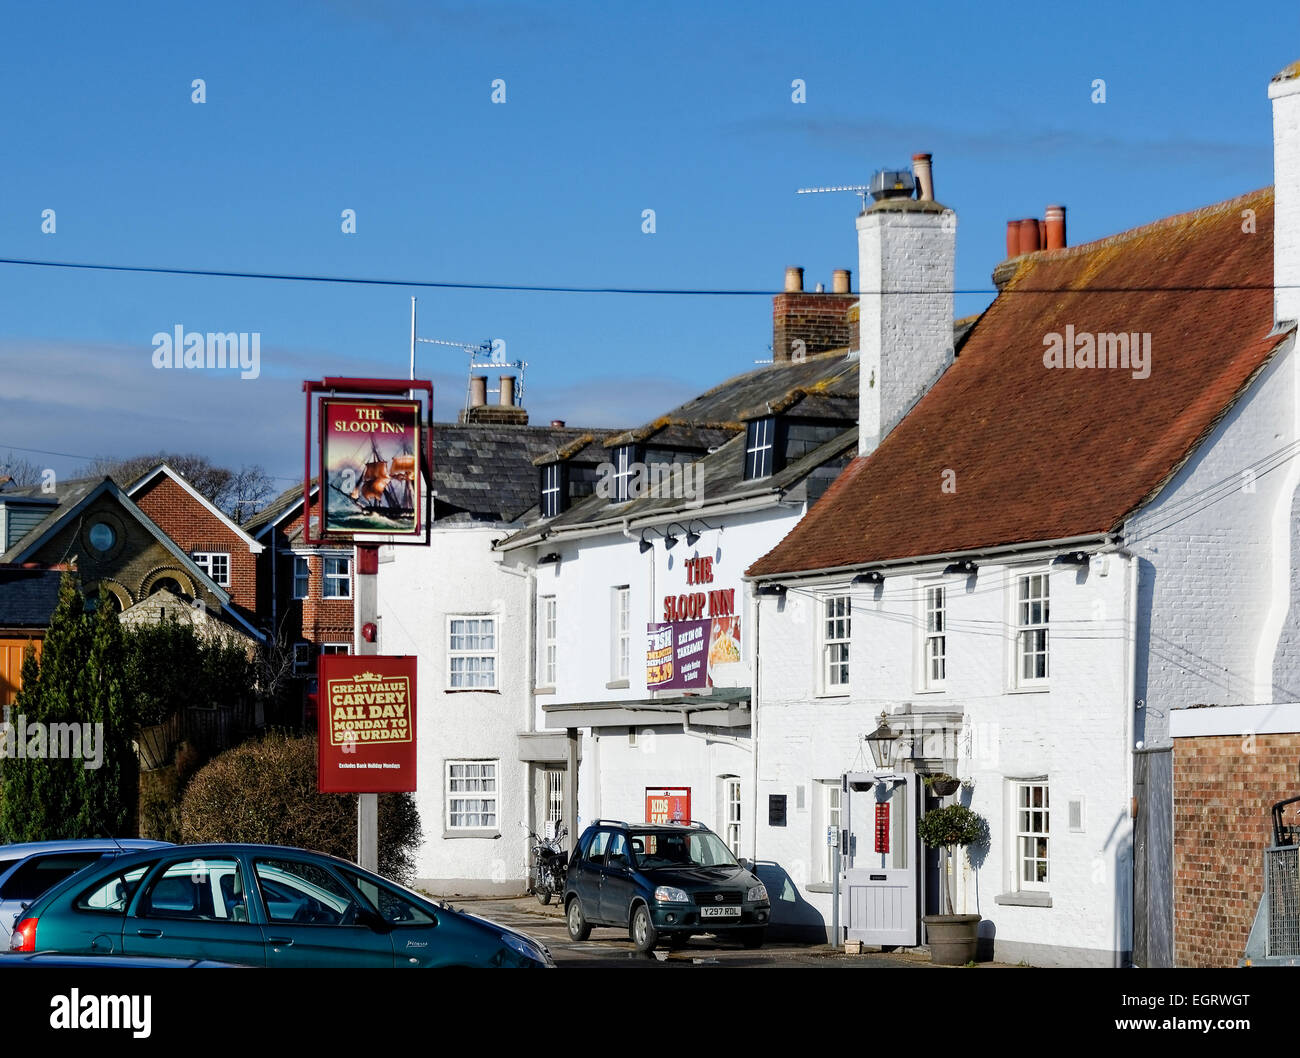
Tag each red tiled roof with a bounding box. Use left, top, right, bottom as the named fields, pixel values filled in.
left=748, top=187, right=1291, bottom=577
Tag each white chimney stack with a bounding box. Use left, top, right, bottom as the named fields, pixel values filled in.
left=1271, top=60, right=1300, bottom=327
left=856, top=153, right=956, bottom=456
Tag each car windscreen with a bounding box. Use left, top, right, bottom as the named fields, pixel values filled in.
left=629, top=830, right=738, bottom=869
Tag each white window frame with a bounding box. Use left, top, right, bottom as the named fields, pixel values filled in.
left=745, top=417, right=775, bottom=480
left=191, top=551, right=231, bottom=587
left=322, top=554, right=352, bottom=600
left=541, top=463, right=563, bottom=518
left=723, top=777, right=742, bottom=857
left=544, top=769, right=564, bottom=827
left=820, top=780, right=842, bottom=885
left=611, top=585, right=630, bottom=681
left=612, top=446, right=635, bottom=502
left=447, top=615, right=498, bottom=690
left=1012, top=570, right=1050, bottom=688
left=292, top=555, right=310, bottom=600
left=320, top=643, right=350, bottom=656
left=446, top=760, right=498, bottom=830
left=1010, top=780, right=1050, bottom=891
left=819, top=593, right=851, bottom=696
left=538, top=596, right=557, bottom=689
left=917, top=582, right=946, bottom=691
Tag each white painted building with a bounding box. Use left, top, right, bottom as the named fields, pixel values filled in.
left=377, top=415, right=601, bottom=895
left=495, top=301, right=863, bottom=906
left=744, top=60, right=1300, bottom=967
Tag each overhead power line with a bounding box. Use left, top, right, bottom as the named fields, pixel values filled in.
left=0, top=254, right=1294, bottom=297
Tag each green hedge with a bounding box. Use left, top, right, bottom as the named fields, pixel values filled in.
left=180, top=731, right=422, bottom=884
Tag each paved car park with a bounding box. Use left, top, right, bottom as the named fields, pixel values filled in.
left=442, top=896, right=943, bottom=969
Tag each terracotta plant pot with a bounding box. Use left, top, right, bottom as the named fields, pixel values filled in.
left=922, top=914, right=981, bottom=965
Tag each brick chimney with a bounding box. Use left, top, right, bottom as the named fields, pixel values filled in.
left=857, top=152, right=955, bottom=455
left=772, top=267, right=858, bottom=362
left=1272, top=60, right=1300, bottom=326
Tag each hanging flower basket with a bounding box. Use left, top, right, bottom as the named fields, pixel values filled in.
left=924, top=774, right=961, bottom=797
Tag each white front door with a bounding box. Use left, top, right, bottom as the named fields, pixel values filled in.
left=840, top=773, right=922, bottom=946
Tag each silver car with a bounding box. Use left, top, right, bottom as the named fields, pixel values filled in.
left=0, top=840, right=171, bottom=945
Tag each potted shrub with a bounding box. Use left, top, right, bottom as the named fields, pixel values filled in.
left=918, top=803, right=987, bottom=964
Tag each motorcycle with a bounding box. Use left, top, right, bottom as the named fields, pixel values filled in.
left=525, top=819, right=569, bottom=905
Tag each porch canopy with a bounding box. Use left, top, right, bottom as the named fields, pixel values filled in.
left=541, top=687, right=752, bottom=730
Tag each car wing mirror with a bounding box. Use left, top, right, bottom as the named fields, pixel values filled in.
left=357, top=908, right=393, bottom=934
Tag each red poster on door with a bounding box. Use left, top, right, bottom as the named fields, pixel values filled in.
left=875, top=802, right=890, bottom=853
left=645, top=787, right=691, bottom=824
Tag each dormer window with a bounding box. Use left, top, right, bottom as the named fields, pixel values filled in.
left=612, top=445, right=637, bottom=502
left=540, top=462, right=566, bottom=518
left=745, top=418, right=776, bottom=480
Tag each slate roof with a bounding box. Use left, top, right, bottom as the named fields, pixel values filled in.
left=749, top=187, right=1292, bottom=578
left=0, top=567, right=65, bottom=628
left=432, top=423, right=604, bottom=523
left=499, top=350, right=861, bottom=547
left=0, top=480, right=102, bottom=562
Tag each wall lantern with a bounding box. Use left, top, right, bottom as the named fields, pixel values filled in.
left=852, top=571, right=884, bottom=585
left=865, top=711, right=899, bottom=770
left=538, top=552, right=561, bottom=565
left=663, top=522, right=689, bottom=550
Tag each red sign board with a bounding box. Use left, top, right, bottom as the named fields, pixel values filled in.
left=318, top=654, right=417, bottom=793
left=874, top=802, right=890, bottom=854
left=646, top=787, right=691, bottom=824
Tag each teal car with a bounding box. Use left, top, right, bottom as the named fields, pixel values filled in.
left=8, top=844, right=552, bottom=968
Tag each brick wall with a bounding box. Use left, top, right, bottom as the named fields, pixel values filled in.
left=1172, top=732, right=1300, bottom=966
left=772, top=292, right=858, bottom=362
left=267, top=500, right=353, bottom=648
left=132, top=475, right=258, bottom=612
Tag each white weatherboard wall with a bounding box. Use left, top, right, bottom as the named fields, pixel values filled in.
left=755, top=559, right=1134, bottom=966
left=539, top=507, right=803, bottom=851
left=378, top=525, right=532, bottom=895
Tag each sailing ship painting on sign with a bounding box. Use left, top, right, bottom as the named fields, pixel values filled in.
left=321, top=399, right=423, bottom=536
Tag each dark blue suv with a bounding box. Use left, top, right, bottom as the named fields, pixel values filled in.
left=563, top=820, right=770, bottom=953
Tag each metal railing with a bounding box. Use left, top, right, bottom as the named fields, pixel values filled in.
left=1266, top=845, right=1300, bottom=958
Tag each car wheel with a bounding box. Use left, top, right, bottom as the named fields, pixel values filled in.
left=739, top=927, right=766, bottom=949
left=566, top=897, right=591, bottom=941
left=631, top=904, right=658, bottom=953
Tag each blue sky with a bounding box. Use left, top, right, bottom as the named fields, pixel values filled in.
left=0, top=0, right=1296, bottom=492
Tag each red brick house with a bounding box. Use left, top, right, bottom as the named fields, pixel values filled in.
left=245, top=483, right=355, bottom=721
left=126, top=464, right=264, bottom=624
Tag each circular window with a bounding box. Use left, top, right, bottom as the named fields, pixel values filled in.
left=87, top=522, right=116, bottom=553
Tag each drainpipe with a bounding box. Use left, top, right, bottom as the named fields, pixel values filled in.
left=1125, top=549, right=1138, bottom=965
left=680, top=710, right=753, bottom=752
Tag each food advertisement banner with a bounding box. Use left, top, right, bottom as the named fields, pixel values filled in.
left=321, top=398, right=422, bottom=537
left=318, top=654, right=417, bottom=793
left=645, top=615, right=741, bottom=691
left=646, top=787, right=692, bottom=824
